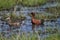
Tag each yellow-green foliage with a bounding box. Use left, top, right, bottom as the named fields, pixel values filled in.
left=1, top=14, right=9, bottom=21
left=0, top=0, right=48, bottom=10
left=45, top=34, right=60, bottom=40
left=29, top=13, right=57, bottom=20
left=0, top=32, right=39, bottom=40
left=9, top=13, right=18, bottom=22
left=1, top=13, right=26, bottom=22
left=0, top=32, right=60, bottom=40
left=46, top=7, right=60, bottom=16
left=9, top=13, right=26, bottom=22
left=36, top=14, right=57, bottom=19
left=0, top=0, right=16, bottom=10
left=22, top=0, right=47, bottom=6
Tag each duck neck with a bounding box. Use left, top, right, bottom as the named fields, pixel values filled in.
left=32, top=16, right=35, bottom=19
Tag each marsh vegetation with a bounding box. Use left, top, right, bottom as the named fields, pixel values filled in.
left=0, top=0, right=60, bottom=40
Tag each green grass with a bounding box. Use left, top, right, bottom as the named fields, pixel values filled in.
left=45, top=33, right=60, bottom=40
left=0, top=32, right=39, bottom=40
left=1, top=13, right=26, bottom=22
left=0, top=0, right=47, bottom=10
left=0, top=31, right=60, bottom=40
left=21, top=0, right=47, bottom=6
left=29, top=13, right=57, bottom=20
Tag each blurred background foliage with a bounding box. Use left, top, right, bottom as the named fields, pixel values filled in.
left=0, top=0, right=48, bottom=10
left=0, top=0, right=16, bottom=10
left=21, top=0, right=47, bottom=6
left=0, top=0, right=60, bottom=10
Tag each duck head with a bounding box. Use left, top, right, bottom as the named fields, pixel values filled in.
left=31, top=12, right=35, bottom=17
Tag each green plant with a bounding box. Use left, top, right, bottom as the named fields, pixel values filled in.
left=45, top=33, right=60, bottom=40
left=0, top=0, right=16, bottom=10
left=0, top=31, right=60, bottom=40
left=0, top=32, right=39, bottom=40
left=1, top=14, right=8, bottom=21
left=9, top=13, right=17, bottom=22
